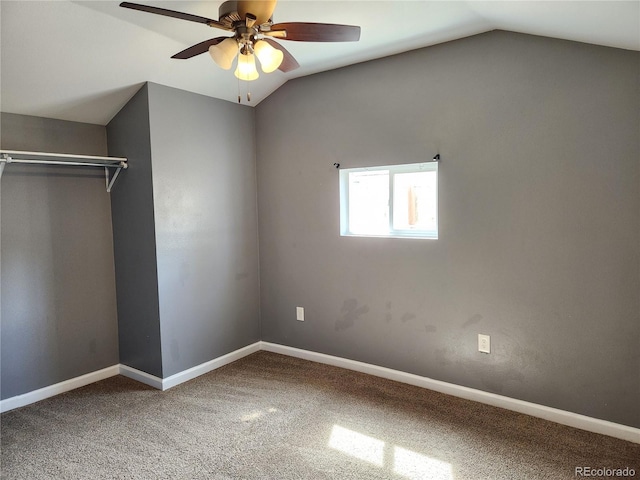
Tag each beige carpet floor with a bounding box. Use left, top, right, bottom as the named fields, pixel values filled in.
left=1, top=351, right=639, bottom=479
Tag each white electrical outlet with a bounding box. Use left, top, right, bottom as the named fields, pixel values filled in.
left=478, top=334, right=490, bottom=353
left=296, top=307, right=304, bottom=321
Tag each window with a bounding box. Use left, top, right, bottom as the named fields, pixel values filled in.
left=339, top=162, right=438, bottom=239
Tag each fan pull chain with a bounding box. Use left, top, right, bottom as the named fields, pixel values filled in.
left=236, top=74, right=252, bottom=104
left=237, top=52, right=242, bottom=103
left=237, top=83, right=252, bottom=104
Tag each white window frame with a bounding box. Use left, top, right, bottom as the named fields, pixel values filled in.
left=339, top=161, right=438, bottom=240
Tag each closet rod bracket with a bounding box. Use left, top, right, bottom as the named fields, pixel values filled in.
left=0, top=154, right=10, bottom=179
left=105, top=162, right=127, bottom=193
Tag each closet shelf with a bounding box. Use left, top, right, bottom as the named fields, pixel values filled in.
left=0, top=149, right=128, bottom=193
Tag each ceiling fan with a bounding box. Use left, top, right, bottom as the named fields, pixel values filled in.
left=120, top=1, right=361, bottom=81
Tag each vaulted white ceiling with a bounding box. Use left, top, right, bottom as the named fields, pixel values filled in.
left=1, top=1, right=638, bottom=125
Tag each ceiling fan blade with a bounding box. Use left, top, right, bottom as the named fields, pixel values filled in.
left=172, top=37, right=229, bottom=59
left=119, top=2, right=231, bottom=30
left=269, top=22, right=361, bottom=42
left=238, top=0, right=278, bottom=25
left=262, top=38, right=300, bottom=72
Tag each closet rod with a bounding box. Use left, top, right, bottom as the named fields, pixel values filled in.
left=4, top=158, right=124, bottom=168
left=0, top=149, right=127, bottom=163
left=0, top=149, right=128, bottom=193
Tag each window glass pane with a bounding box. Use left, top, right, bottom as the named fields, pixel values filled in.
left=392, top=171, right=437, bottom=232
left=339, top=162, right=437, bottom=239
left=348, top=170, right=389, bottom=235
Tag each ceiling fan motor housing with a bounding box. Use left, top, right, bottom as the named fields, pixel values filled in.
left=218, top=1, right=267, bottom=52
left=218, top=1, right=274, bottom=28
left=218, top=1, right=241, bottom=27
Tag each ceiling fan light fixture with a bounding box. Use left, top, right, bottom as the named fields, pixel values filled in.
left=121, top=1, right=363, bottom=81
left=254, top=40, right=284, bottom=73
left=209, top=37, right=238, bottom=70
left=234, top=53, right=259, bottom=81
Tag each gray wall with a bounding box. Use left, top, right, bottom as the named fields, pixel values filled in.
left=255, top=31, right=640, bottom=427
left=1, top=113, right=119, bottom=399
left=107, top=85, right=163, bottom=377
left=107, top=83, right=261, bottom=379
left=147, top=83, right=260, bottom=377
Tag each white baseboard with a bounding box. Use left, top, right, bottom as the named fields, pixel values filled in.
left=3, top=341, right=638, bottom=445
left=119, top=364, right=163, bottom=390
left=1, top=343, right=261, bottom=412
left=260, top=342, right=640, bottom=444
left=0, top=365, right=120, bottom=413
left=162, top=342, right=261, bottom=390
left=119, top=342, right=261, bottom=391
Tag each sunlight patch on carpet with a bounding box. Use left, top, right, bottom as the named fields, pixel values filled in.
left=328, top=424, right=453, bottom=479
left=328, top=425, right=385, bottom=466
left=241, top=407, right=279, bottom=422
left=393, top=445, right=453, bottom=480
